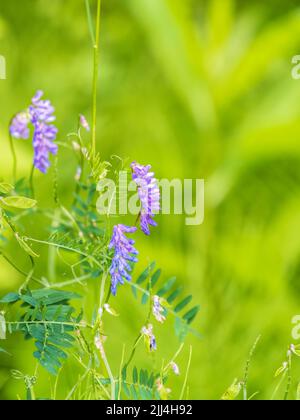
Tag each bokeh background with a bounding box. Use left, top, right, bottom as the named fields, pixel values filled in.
left=1, top=0, right=300, bottom=400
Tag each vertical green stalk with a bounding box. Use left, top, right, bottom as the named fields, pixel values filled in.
left=85, top=0, right=96, bottom=45
left=243, top=335, right=261, bottom=401
left=29, top=164, right=35, bottom=198
left=180, top=346, right=193, bottom=400
left=284, top=351, right=292, bottom=401
left=91, top=0, right=102, bottom=157
left=8, top=132, right=17, bottom=184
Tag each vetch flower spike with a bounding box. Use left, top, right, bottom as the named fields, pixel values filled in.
left=109, top=224, right=138, bottom=295
left=131, top=162, right=160, bottom=235
left=29, top=90, right=58, bottom=173
left=152, top=295, right=166, bottom=323
left=10, top=90, right=58, bottom=173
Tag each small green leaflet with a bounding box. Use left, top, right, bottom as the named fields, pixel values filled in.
left=0, top=292, right=19, bottom=303
left=0, top=196, right=37, bottom=209
left=0, top=183, right=13, bottom=194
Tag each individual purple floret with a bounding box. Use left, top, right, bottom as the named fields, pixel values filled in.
left=30, top=90, right=56, bottom=124
left=131, top=162, right=160, bottom=236
left=10, top=112, right=31, bottom=139
left=153, top=295, right=166, bottom=323
left=79, top=114, right=90, bottom=132
left=29, top=91, right=58, bottom=173
left=170, top=361, right=180, bottom=375
left=141, top=324, right=157, bottom=351
left=109, top=224, right=138, bottom=296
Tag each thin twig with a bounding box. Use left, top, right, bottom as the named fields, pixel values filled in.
left=243, top=335, right=261, bottom=400
left=180, top=346, right=193, bottom=400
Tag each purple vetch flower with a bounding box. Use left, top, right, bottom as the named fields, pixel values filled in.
left=10, top=112, right=31, bottom=139
left=152, top=295, right=166, bottom=323
left=109, top=224, right=138, bottom=296
left=31, top=121, right=58, bottom=173
left=79, top=114, right=90, bottom=132
left=141, top=324, right=157, bottom=351
left=131, top=162, right=160, bottom=236
left=170, top=361, right=180, bottom=376
left=9, top=90, right=58, bottom=173
left=29, top=91, right=58, bottom=173
left=30, top=91, right=56, bottom=123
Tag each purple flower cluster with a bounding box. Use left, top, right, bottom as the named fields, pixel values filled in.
left=9, top=90, right=58, bottom=173
left=10, top=112, right=30, bottom=139
left=29, top=91, right=58, bottom=173
left=109, top=162, right=160, bottom=295
left=131, top=162, right=160, bottom=235
left=152, top=295, right=166, bottom=323
left=109, top=224, right=138, bottom=295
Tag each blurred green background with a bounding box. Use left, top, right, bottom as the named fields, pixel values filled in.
left=1, top=0, right=300, bottom=400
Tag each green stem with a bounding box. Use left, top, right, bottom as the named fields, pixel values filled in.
left=91, top=0, right=102, bottom=156
left=243, top=335, right=261, bottom=401
left=18, top=256, right=35, bottom=293
left=0, top=250, right=41, bottom=285
left=180, top=346, right=193, bottom=400
left=85, top=0, right=96, bottom=45
left=98, top=271, right=107, bottom=312
left=284, top=352, right=292, bottom=401
left=123, top=291, right=153, bottom=371
left=8, top=132, right=17, bottom=184
left=6, top=320, right=93, bottom=329
left=29, top=164, right=35, bottom=198
left=271, top=370, right=287, bottom=400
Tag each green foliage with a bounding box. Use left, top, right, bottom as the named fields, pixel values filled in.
left=3, top=0, right=300, bottom=401
left=101, top=367, right=161, bottom=400
left=1, top=289, right=81, bottom=375
left=132, top=262, right=200, bottom=340
left=0, top=196, right=36, bottom=210
left=0, top=183, right=13, bottom=194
